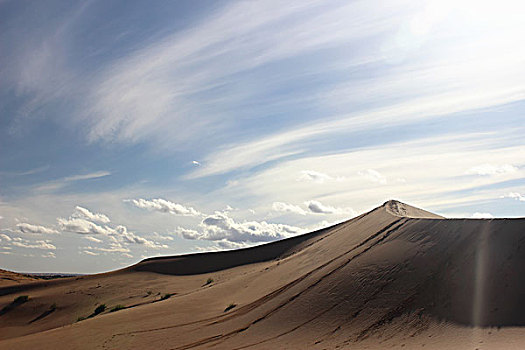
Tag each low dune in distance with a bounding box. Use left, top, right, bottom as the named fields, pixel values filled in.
left=0, top=269, right=40, bottom=288
left=1, top=200, right=525, bottom=349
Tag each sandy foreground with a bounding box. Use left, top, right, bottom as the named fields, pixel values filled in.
left=1, top=200, right=525, bottom=349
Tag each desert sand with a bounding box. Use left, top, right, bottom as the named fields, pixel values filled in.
left=1, top=200, right=525, bottom=349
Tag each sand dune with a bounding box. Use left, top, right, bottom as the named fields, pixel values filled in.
left=0, top=269, right=39, bottom=288
left=1, top=200, right=525, bottom=349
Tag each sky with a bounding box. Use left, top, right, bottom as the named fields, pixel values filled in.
left=1, top=0, right=524, bottom=273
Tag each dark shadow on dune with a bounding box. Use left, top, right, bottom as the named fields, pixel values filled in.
left=0, top=295, right=29, bottom=316
left=131, top=221, right=348, bottom=276
left=29, top=304, right=56, bottom=323
left=419, top=218, right=525, bottom=327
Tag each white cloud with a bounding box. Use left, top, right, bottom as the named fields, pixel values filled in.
left=128, top=198, right=200, bottom=216
left=57, top=206, right=166, bottom=249
left=305, top=200, right=356, bottom=216
left=471, top=212, right=494, bottom=219
left=83, top=244, right=130, bottom=253
left=72, top=206, right=110, bottom=223
left=502, top=192, right=525, bottom=202
left=272, top=202, right=307, bottom=215
left=83, top=236, right=102, bottom=243
left=0, top=233, right=12, bottom=242
left=34, top=171, right=111, bottom=193
left=297, top=170, right=333, bottom=184
left=41, top=251, right=56, bottom=258
left=58, top=217, right=110, bottom=235
left=177, top=211, right=302, bottom=244
left=11, top=239, right=56, bottom=250
left=16, top=222, right=58, bottom=234
left=358, top=169, right=387, bottom=184
left=192, top=160, right=200, bottom=166
left=467, top=164, right=518, bottom=176
left=63, top=171, right=111, bottom=182
left=82, top=250, right=99, bottom=256
left=112, top=225, right=167, bottom=249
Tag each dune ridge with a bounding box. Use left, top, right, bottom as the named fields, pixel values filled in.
left=1, top=200, right=525, bottom=349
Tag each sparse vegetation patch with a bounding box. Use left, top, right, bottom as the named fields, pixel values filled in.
left=93, top=304, right=106, bottom=315
left=224, top=303, right=237, bottom=312
left=14, top=295, right=29, bottom=303
left=110, top=304, right=126, bottom=312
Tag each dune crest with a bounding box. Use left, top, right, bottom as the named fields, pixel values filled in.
left=382, top=199, right=444, bottom=219
left=1, top=200, right=525, bottom=350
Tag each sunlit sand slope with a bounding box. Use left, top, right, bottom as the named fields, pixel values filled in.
left=1, top=200, right=525, bottom=349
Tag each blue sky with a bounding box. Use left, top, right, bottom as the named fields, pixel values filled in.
left=1, top=0, right=524, bottom=273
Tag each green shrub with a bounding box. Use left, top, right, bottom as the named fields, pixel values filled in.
left=205, top=278, right=214, bottom=285
left=110, top=305, right=125, bottom=312
left=160, top=293, right=171, bottom=301
left=93, top=304, right=106, bottom=315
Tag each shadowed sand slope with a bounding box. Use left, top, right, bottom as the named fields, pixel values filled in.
left=1, top=200, right=525, bottom=349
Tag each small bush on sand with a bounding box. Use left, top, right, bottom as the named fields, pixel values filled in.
left=224, top=303, right=237, bottom=312
left=160, top=294, right=171, bottom=301
left=93, top=304, right=106, bottom=315
left=205, top=278, right=214, bottom=285
left=14, top=295, right=29, bottom=303
left=110, top=305, right=125, bottom=312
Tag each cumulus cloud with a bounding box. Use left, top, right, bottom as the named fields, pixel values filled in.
left=112, top=225, right=168, bottom=249
left=41, top=252, right=56, bottom=258
left=177, top=211, right=302, bottom=244
left=58, top=217, right=110, bottom=235
left=72, top=206, right=110, bottom=223
left=305, top=200, right=356, bottom=216
left=16, top=223, right=59, bottom=234
left=297, top=170, right=334, bottom=183
left=501, top=192, right=525, bottom=202
left=128, top=198, right=200, bottom=216
left=192, top=160, right=200, bottom=166
left=358, top=169, right=387, bottom=184
left=471, top=212, right=494, bottom=219
left=11, top=238, right=56, bottom=250
left=467, top=164, right=518, bottom=176
left=59, top=206, right=167, bottom=250
left=272, top=202, right=307, bottom=215
left=0, top=233, right=12, bottom=242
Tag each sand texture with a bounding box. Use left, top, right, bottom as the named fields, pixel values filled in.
left=1, top=200, right=525, bottom=349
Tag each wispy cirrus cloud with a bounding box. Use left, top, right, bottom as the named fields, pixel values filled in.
left=34, top=171, right=111, bottom=193
left=501, top=192, right=525, bottom=202
left=466, top=164, right=518, bottom=176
